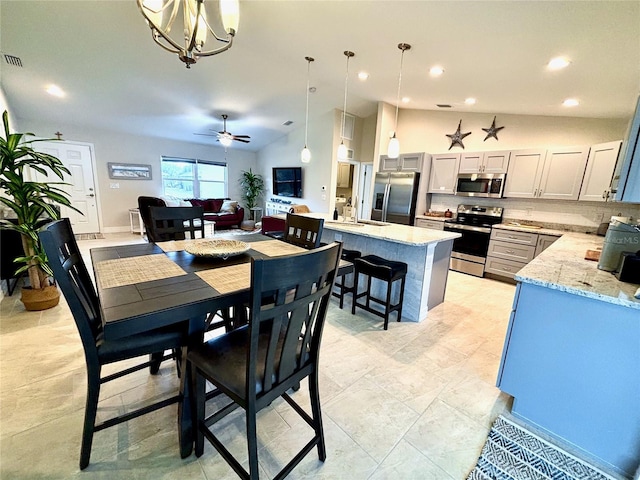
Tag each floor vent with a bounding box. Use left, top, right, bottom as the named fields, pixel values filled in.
left=4, top=54, right=23, bottom=67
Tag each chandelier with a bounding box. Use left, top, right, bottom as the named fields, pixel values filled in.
left=137, top=0, right=240, bottom=68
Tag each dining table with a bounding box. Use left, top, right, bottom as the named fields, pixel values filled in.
left=90, top=233, right=346, bottom=458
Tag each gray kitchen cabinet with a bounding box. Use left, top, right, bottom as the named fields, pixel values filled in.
left=503, top=149, right=546, bottom=198
left=485, top=227, right=560, bottom=280
left=579, top=140, right=622, bottom=202
left=380, top=152, right=424, bottom=172
left=428, top=153, right=460, bottom=194
left=504, top=146, right=590, bottom=200
left=415, top=218, right=445, bottom=230
left=458, top=150, right=510, bottom=174
left=534, top=234, right=559, bottom=257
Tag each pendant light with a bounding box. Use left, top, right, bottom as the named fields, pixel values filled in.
left=388, top=43, right=411, bottom=159
left=337, top=50, right=355, bottom=161
left=301, top=56, right=314, bottom=163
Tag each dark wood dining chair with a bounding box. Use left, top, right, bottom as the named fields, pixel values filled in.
left=148, top=205, right=205, bottom=241
left=137, top=196, right=167, bottom=242
left=39, top=218, right=187, bottom=470
left=283, top=213, right=324, bottom=249
left=187, top=242, right=342, bottom=479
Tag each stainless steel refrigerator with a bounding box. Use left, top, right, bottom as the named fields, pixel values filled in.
left=370, top=172, right=420, bottom=225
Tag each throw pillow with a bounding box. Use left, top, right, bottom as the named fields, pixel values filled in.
left=188, top=199, right=207, bottom=208
left=207, top=199, right=224, bottom=213
left=220, top=200, right=238, bottom=213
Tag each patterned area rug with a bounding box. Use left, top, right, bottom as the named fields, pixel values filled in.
left=467, top=415, right=617, bottom=480
left=214, top=227, right=261, bottom=236
left=74, top=233, right=104, bottom=240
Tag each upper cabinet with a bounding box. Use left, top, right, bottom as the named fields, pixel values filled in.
left=337, top=163, right=354, bottom=188
left=503, top=149, right=546, bottom=198
left=504, top=146, right=589, bottom=200
left=428, top=153, right=461, bottom=194
left=458, top=151, right=510, bottom=174
left=579, top=141, right=622, bottom=202
left=380, top=152, right=424, bottom=172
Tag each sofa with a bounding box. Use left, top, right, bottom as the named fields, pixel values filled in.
left=186, top=198, right=244, bottom=230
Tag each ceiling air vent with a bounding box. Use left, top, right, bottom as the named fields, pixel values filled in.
left=4, top=54, right=23, bottom=67
left=436, top=104, right=452, bottom=108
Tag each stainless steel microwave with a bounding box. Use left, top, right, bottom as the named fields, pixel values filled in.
left=455, top=173, right=506, bottom=198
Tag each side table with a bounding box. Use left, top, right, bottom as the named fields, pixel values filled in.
left=129, top=208, right=145, bottom=236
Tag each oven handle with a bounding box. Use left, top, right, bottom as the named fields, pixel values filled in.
left=444, top=223, right=492, bottom=234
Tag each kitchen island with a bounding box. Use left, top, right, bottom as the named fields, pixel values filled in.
left=497, top=232, right=640, bottom=477
left=292, top=214, right=460, bottom=322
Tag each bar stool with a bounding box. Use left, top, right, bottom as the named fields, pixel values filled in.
left=332, top=249, right=361, bottom=309
left=352, top=255, right=408, bottom=330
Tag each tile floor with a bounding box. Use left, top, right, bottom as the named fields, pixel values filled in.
left=1, top=233, right=517, bottom=479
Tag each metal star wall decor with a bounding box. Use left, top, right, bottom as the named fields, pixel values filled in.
left=482, top=116, right=505, bottom=141
left=446, top=120, right=471, bottom=150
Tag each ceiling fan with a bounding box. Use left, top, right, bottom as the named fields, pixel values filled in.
left=195, top=114, right=251, bottom=146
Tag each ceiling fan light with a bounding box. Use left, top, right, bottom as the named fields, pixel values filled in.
left=219, top=135, right=233, bottom=147
left=387, top=134, right=400, bottom=159
left=337, top=142, right=348, bottom=161
left=301, top=146, right=311, bottom=163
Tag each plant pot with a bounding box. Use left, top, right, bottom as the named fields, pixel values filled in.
left=20, top=285, right=60, bottom=311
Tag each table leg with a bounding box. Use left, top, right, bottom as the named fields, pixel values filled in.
left=178, top=316, right=205, bottom=458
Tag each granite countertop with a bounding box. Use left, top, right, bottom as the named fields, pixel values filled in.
left=492, top=223, right=564, bottom=236
left=415, top=214, right=449, bottom=222
left=515, top=232, right=640, bottom=310
left=295, top=213, right=460, bottom=246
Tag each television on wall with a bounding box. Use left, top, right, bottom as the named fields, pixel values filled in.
left=272, top=167, right=303, bottom=198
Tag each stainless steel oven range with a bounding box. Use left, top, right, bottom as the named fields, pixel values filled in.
left=443, top=204, right=504, bottom=277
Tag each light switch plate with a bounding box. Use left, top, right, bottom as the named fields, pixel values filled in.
left=110, top=182, right=120, bottom=189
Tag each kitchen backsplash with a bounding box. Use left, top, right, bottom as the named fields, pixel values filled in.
left=429, top=194, right=640, bottom=233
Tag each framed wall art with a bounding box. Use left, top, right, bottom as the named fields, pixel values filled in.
left=108, top=162, right=152, bottom=180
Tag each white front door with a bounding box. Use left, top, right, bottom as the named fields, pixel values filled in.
left=33, top=141, right=100, bottom=234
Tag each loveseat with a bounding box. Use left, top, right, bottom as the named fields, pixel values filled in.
left=186, top=198, right=244, bottom=230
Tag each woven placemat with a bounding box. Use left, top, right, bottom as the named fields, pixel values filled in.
left=250, top=239, right=307, bottom=257
left=196, top=263, right=251, bottom=294
left=95, top=254, right=187, bottom=289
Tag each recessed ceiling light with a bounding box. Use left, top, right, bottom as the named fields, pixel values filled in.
left=547, top=57, right=571, bottom=70
left=563, top=98, right=579, bottom=107
left=46, top=84, right=65, bottom=97
left=401, top=97, right=410, bottom=103
left=465, top=97, right=476, bottom=105
left=358, top=71, right=369, bottom=81
left=429, top=66, right=444, bottom=77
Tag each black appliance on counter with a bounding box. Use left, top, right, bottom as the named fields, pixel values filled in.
left=443, top=204, right=504, bottom=277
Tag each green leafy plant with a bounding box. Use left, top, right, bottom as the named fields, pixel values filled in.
left=0, top=110, right=78, bottom=290
left=239, top=168, right=264, bottom=220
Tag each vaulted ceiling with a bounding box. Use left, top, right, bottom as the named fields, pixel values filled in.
left=2, top=1, right=639, bottom=151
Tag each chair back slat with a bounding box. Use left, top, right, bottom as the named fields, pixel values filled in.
left=39, top=219, right=102, bottom=357
left=148, top=206, right=205, bottom=242
left=284, top=213, right=324, bottom=249
left=247, top=243, right=341, bottom=398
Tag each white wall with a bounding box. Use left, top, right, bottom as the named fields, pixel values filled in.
left=15, top=117, right=257, bottom=231
left=257, top=110, right=335, bottom=213
left=0, top=86, right=18, bottom=131
left=397, top=108, right=627, bottom=154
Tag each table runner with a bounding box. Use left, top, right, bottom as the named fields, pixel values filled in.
left=249, top=239, right=307, bottom=257
left=95, top=254, right=187, bottom=289
left=196, top=263, right=251, bottom=294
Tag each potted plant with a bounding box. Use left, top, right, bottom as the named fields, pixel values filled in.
left=0, top=110, right=77, bottom=310
left=239, top=168, right=264, bottom=229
